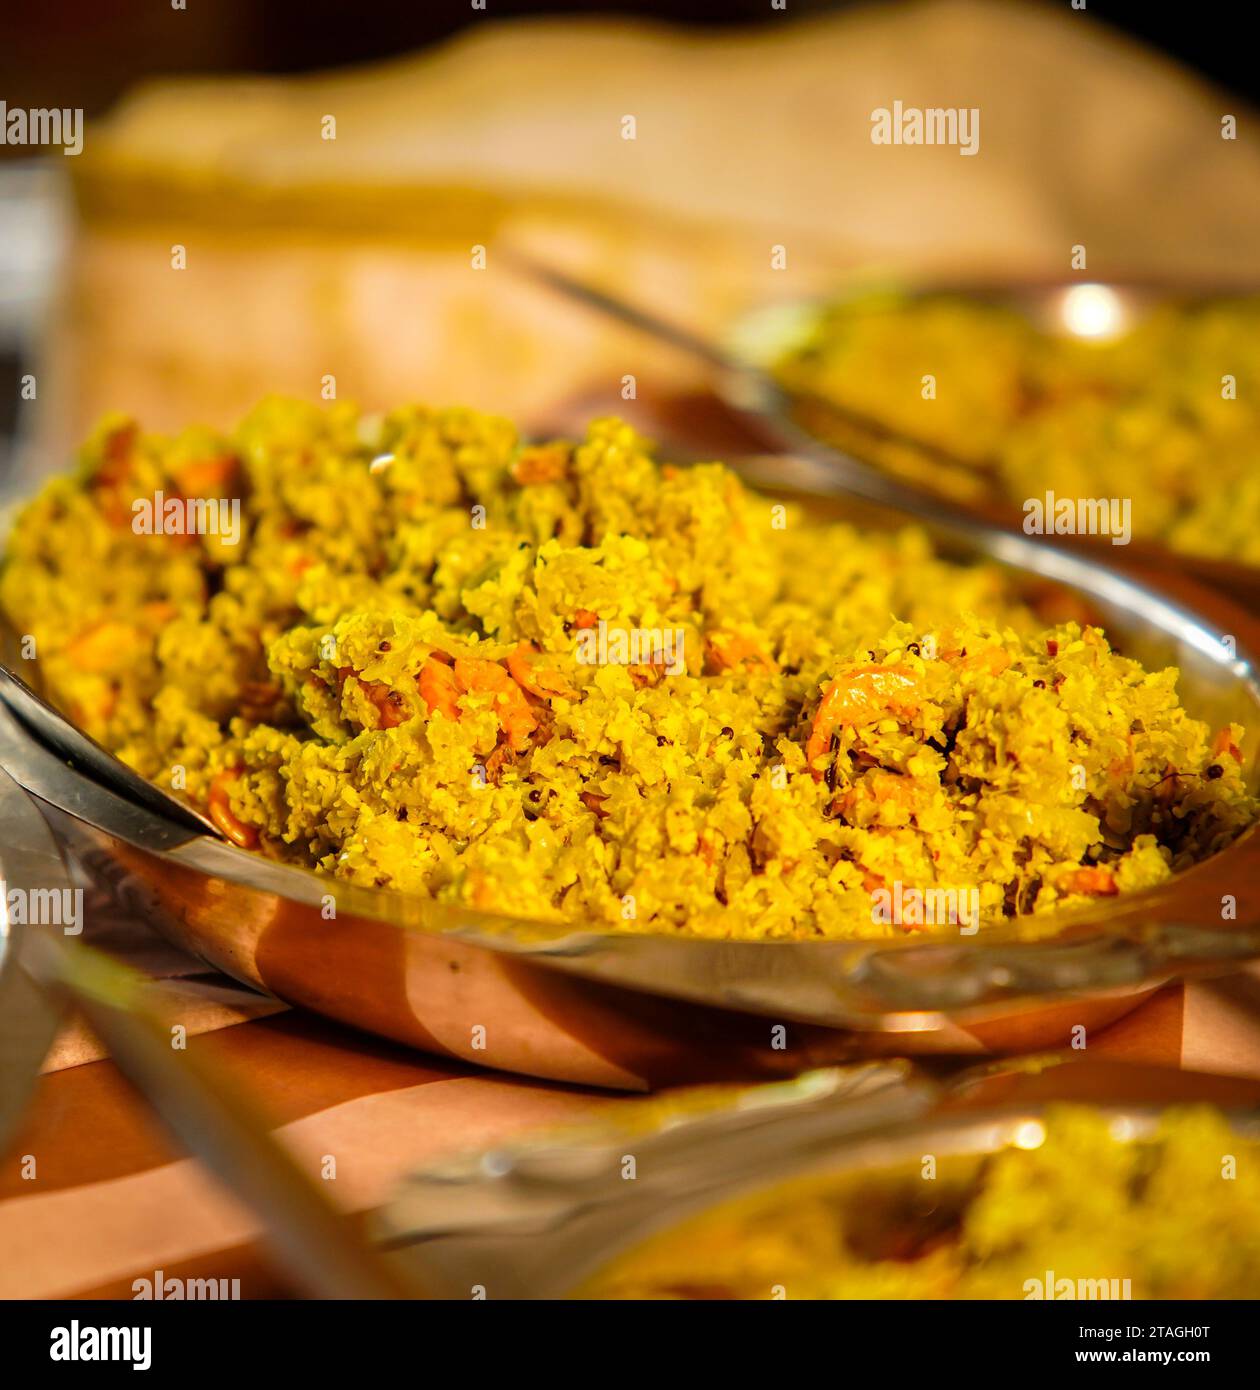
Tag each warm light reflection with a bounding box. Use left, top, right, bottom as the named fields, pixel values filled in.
left=1109, top=1115, right=1138, bottom=1143
left=1012, top=1119, right=1047, bottom=1150
left=1057, top=282, right=1127, bottom=339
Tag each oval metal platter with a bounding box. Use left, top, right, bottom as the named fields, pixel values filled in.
left=1, top=459, right=1257, bottom=1089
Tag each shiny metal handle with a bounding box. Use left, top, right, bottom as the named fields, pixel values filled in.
left=21, top=929, right=415, bottom=1299
left=0, top=661, right=218, bottom=837
left=0, top=695, right=203, bottom=854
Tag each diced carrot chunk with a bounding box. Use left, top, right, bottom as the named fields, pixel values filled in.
left=1060, top=866, right=1117, bottom=897
left=207, top=769, right=260, bottom=850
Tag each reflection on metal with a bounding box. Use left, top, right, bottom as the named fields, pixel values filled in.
left=0, top=765, right=70, bottom=1151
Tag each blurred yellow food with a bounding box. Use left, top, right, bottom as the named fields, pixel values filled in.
left=776, top=292, right=1260, bottom=562
left=583, top=1106, right=1260, bottom=1299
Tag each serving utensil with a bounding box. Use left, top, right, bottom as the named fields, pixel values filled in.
left=0, top=765, right=72, bottom=1151
left=514, top=255, right=992, bottom=514
left=0, top=764, right=411, bottom=1298
left=376, top=1060, right=933, bottom=1299
left=0, top=660, right=219, bottom=837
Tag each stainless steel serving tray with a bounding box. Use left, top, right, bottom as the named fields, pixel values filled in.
left=373, top=1058, right=1260, bottom=1300
left=1, top=463, right=1258, bottom=1089
left=718, top=277, right=1260, bottom=609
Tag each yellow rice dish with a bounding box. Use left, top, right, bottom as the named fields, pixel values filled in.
left=582, top=1105, right=1260, bottom=1299
left=774, top=292, right=1260, bottom=562
left=0, top=399, right=1253, bottom=938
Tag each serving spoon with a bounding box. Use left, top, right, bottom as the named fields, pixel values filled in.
left=0, top=659, right=220, bottom=838
left=511, top=254, right=1009, bottom=524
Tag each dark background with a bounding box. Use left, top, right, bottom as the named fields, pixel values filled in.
left=0, top=0, right=1255, bottom=134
